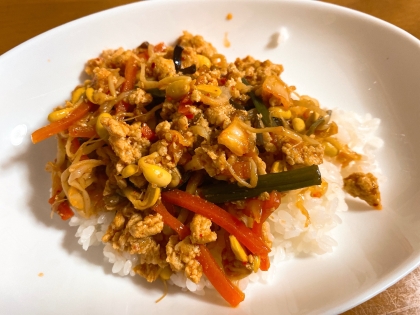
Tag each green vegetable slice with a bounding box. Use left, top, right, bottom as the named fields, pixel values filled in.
left=249, top=91, right=272, bottom=127
left=199, top=165, right=322, bottom=203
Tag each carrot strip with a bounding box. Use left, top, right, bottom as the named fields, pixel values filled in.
left=68, top=124, right=97, bottom=138
left=32, top=102, right=93, bottom=144
left=116, top=56, right=138, bottom=113
left=161, top=190, right=270, bottom=256
left=152, top=201, right=190, bottom=240
left=197, top=244, right=245, bottom=307
left=250, top=191, right=280, bottom=271
left=56, top=201, right=74, bottom=220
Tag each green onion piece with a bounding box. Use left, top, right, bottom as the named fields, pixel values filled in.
left=199, top=165, right=322, bottom=203
left=306, top=117, right=325, bottom=136
left=249, top=91, right=271, bottom=127
left=147, top=88, right=166, bottom=99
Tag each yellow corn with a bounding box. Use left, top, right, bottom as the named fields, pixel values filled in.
left=159, top=266, right=172, bottom=280
left=67, top=186, right=84, bottom=210
left=270, top=161, right=283, bottom=173
left=71, top=86, right=86, bottom=104
left=196, top=54, right=211, bottom=68
left=95, top=113, right=112, bottom=141
left=48, top=107, right=73, bottom=122
left=122, top=164, right=139, bottom=178
left=196, top=84, right=222, bottom=97
left=85, top=87, right=97, bottom=104
left=323, top=141, right=338, bottom=157
left=252, top=255, right=261, bottom=273
left=269, top=107, right=292, bottom=120
left=229, top=235, right=248, bottom=262
left=292, top=117, right=306, bottom=133
left=139, top=156, right=172, bottom=188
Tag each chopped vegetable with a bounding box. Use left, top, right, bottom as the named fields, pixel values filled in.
left=55, top=200, right=74, bottom=220
left=95, top=113, right=112, bottom=140
left=173, top=45, right=183, bottom=72
left=161, top=190, right=270, bottom=256
left=69, top=124, right=97, bottom=138
left=218, top=117, right=251, bottom=156
left=116, top=56, right=138, bottom=113
left=199, top=165, right=322, bottom=203
left=249, top=91, right=271, bottom=127
left=151, top=201, right=190, bottom=240
left=48, top=108, right=73, bottom=122
left=121, top=164, right=139, bottom=178
left=229, top=235, right=248, bottom=262
left=31, top=101, right=94, bottom=144
left=292, top=117, right=306, bottom=133
left=173, top=45, right=197, bottom=74
left=197, top=244, right=245, bottom=307
left=139, top=153, right=172, bottom=188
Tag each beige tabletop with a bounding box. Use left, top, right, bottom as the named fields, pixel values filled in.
left=1, top=0, right=420, bottom=313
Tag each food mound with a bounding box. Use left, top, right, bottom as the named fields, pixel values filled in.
left=32, top=32, right=382, bottom=307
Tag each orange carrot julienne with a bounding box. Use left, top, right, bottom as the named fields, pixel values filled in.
left=31, top=102, right=93, bottom=144
left=152, top=200, right=190, bottom=240
left=68, top=124, right=97, bottom=138
left=161, top=190, right=270, bottom=256
left=116, top=56, right=138, bottom=113
left=197, top=244, right=245, bottom=307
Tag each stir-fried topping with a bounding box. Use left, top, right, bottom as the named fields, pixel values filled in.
left=33, top=31, right=381, bottom=307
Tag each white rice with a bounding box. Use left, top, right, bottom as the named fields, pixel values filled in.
left=67, top=109, right=383, bottom=296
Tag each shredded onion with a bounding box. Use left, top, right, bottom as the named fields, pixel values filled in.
left=189, top=125, right=210, bottom=141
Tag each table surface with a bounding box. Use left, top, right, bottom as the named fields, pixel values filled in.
left=1, top=0, right=419, bottom=313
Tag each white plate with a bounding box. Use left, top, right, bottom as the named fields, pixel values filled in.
left=1, top=0, right=420, bottom=314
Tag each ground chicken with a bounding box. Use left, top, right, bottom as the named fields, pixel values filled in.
left=91, top=67, right=113, bottom=92
left=166, top=235, right=202, bottom=283
left=102, top=210, right=126, bottom=243
left=101, top=117, right=150, bottom=165
left=127, top=88, right=153, bottom=107
left=127, top=213, right=164, bottom=239
left=281, top=142, right=324, bottom=166
left=194, top=145, right=228, bottom=177
left=190, top=214, right=217, bottom=244
left=133, top=263, right=162, bottom=283
left=234, top=56, right=284, bottom=86
left=177, top=31, right=217, bottom=58
left=343, top=172, right=382, bottom=209
left=148, top=55, right=176, bottom=80
left=204, top=102, right=235, bottom=129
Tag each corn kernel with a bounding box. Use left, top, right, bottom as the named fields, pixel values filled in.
left=71, top=87, right=86, bottom=104
left=196, top=54, right=212, bottom=68
left=292, top=117, right=306, bottom=133
left=96, top=113, right=112, bottom=141
left=122, top=164, right=139, bottom=178
left=323, top=141, right=338, bottom=157
left=270, top=161, right=283, bottom=173
left=196, top=84, right=222, bottom=97
left=48, top=108, right=73, bottom=122
left=139, top=157, right=172, bottom=188
left=229, top=235, right=248, bottom=262
left=269, top=107, right=292, bottom=120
